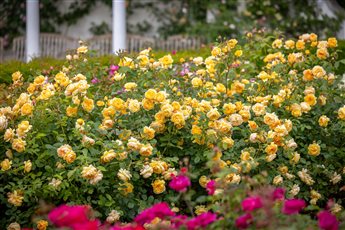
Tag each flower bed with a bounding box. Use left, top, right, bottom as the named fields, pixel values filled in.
left=1, top=32, right=345, bottom=229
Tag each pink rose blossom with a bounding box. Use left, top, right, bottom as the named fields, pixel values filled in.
left=317, top=210, right=339, bottom=230
left=206, top=180, right=216, bottom=195
left=48, top=204, right=90, bottom=227
left=186, top=212, right=217, bottom=230
left=282, top=199, right=306, bottom=215
left=134, top=202, right=175, bottom=226
left=235, top=213, right=253, bottom=229
left=72, top=220, right=99, bottom=230
left=272, top=187, right=285, bottom=200
left=169, top=175, right=191, bottom=192
left=241, top=196, right=263, bottom=212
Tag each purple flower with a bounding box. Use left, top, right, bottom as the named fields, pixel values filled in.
left=241, top=196, right=263, bottom=212
left=206, top=180, right=216, bottom=195
left=272, top=188, right=285, bottom=201
left=91, top=77, right=99, bottom=84
left=186, top=212, right=217, bottom=230
left=235, top=213, right=253, bottom=229
left=169, top=175, right=191, bottom=192
left=48, top=205, right=90, bottom=227
left=109, top=65, right=119, bottom=75
left=134, top=202, right=175, bottom=226
left=317, top=210, right=339, bottom=230
left=282, top=199, right=306, bottom=215
left=170, top=215, right=188, bottom=229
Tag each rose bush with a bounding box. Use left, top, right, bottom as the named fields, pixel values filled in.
left=0, top=31, right=345, bottom=229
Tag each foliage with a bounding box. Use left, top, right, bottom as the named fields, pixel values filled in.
left=0, top=32, right=345, bottom=229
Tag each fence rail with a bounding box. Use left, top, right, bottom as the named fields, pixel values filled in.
left=1, top=34, right=204, bottom=62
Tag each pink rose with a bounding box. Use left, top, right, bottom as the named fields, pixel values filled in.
left=186, top=212, right=217, bottom=230
left=272, top=187, right=285, bottom=200
left=169, top=175, right=191, bottom=192
left=48, top=205, right=90, bottom=227
left=134, top=202, right=175, bottom=226
left=318, top=210, right=339, bottom=230
left=241, top=196, right=263, bottom=212
left=206, top=180, right=216, bottom=195
left=235, top=213, right=253, bottom=229
left=282, top=199, right=306, bottom=215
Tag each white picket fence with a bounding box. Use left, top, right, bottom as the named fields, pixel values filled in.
left=2, top=33, right=203, bottom=62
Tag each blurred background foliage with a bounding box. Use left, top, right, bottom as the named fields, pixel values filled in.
left=1, top=0, right=344, bottom=47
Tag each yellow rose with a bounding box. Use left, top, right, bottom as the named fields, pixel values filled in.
left=4, top=128, right=15, bottom=142
left=150, top=160, right=167, bottom=174
left=77, top=45, right=88, bottom=54
left=265, top=142, right=278, bottom=155
left=303, top=69, right=314, bottom=81
left=64, top=151, right=76, bottom=164
left=207, top=108, right=220, bottom=121
left=143, top=126, right=155, bottom=140
left=338, top=105, right=345, bottom=120
left=145, top=89, right=157, bottom=100
left=310, top=33, right=318, bottom=42
left=36, top=220, right=48, bottom=230
left=234, top=50, right=243, bottom=57
left=272, top=39, right=282, bottom=49
left=152, top=179, right=166, bottom=194
left=308, top=142, right=320, bottom=156
left=119, top=182, right=134, bottom=195
left=171, top=112, right=185, bottom=129
left=221, top=137, right=234, bottom=149
left=317, top=48, right=329, bottom=60
left=7, top=190, right=24, bottom=206
left=66, top=106, right=78, bottom=117
left=199, top=176, right=210, bottom=188
left=191, top=125, right=202, bottom=135
left=124, top=82, right=137, bottom=91
left=327, top=37, right=337, bottom=48
left=24, top=160, right=32, bottom=173
left=304, top=94, right=317, bottom=106
left=142, top=98, right=155, bottom=111
left=312, top=65, right=326, bottom=78
left=211, top=47, right=221, bottom=57
left=284, top=40, right=295, bottom=49
left=191, top=77, right=203, bottom=88
left=1, top=158, right=12, bottom=171
left=139, top=144, right=153, bottom=157
left=12, top=138, right=26, bottom=152
left=318, top=115, right=330, bottom=127
left=227, top=39, right=238, bottom=49
left=82, top=97, right=94, bottom=113
left=159, top=55, right=173, bottom=68
left=296, top=40, right=305, bottom=50
left=223, top=103, right=237, bottom=115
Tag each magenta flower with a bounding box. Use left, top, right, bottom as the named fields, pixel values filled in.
left=134, top=202, right=175, bottom=226
left=235, top=213, right=253, bottom=229
left=241, top=196, right=263, bottom=212
left=109, top=65, right=119, bottom=75
left=48, top=205, right=89, bottom=227
left=171, top=50, right=177, bottom=55
left=206, top=180, right=216, bottom=195
left=91, top=77, right=99, bottom=84
left=71, top=220, right=99, bottom=230
left=272, top=187, right=285, bottom=201
left=317, top=210, right=339, bottom=230
left=186, top=212, right=217, bottom=230
left=170, top=215, right=188, bottom=229
left=169, top=175, right=191, bottom=192
left=282, top=199, right=306, bottom=215
left=111, top=224, right=145, bottom=230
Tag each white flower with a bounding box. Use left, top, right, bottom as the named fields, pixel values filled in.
left=117, top=168, right=132, bottom=181
left=140, top=165, right=153, bottom=178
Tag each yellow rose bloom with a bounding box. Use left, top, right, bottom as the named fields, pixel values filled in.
left=143, top=126, right=155, bottom=140
left=1, top=158, right=12, bottom=171
left=77, top=45, right=88, bottom=54
left=234, top=50, right=243, bottom=57
left=317, top=48, right=329, bottom=60
left=36, top=220, right=48, bottom=230
left=119, top=182, right=134, bottom=195
left=124, top=82, right=137, bottom=91
left=211, top=47, right=221, bottom=57
left=223, top=103, right=237, bottom=115
left=303, top=69, right=314, bottom=81
left=318, top=115, right=330, bottom=127
left=7, top=190, right=24, bottom=206
left=296, top=40, right=305, bottom=50
left=304, top=94, right=317, bottom=106
left=227, top=39, right=238, bottom=49
left=82, top=97, right=94, bottom=113
left=308, top=142, right=321, bottom=156
left=159, top=55, right=173, bottom=68
left=142, top=98, right=155, bottom=110
left=152, top=179, right=166, bottom=194
left=191, top=77, right=203, bottom=88
left=24, top=160, right=32, bottom=173
left=66, top=106, right=78, bottom=117
left=265, top=142, right=278, bottom=155
left=12, top=138, right=26, bottom=152
left=327, top=37, right=337, bottom=48
left=338, top=105, right=345, bottom=120
left=12, top=71, right=23, bottom=82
